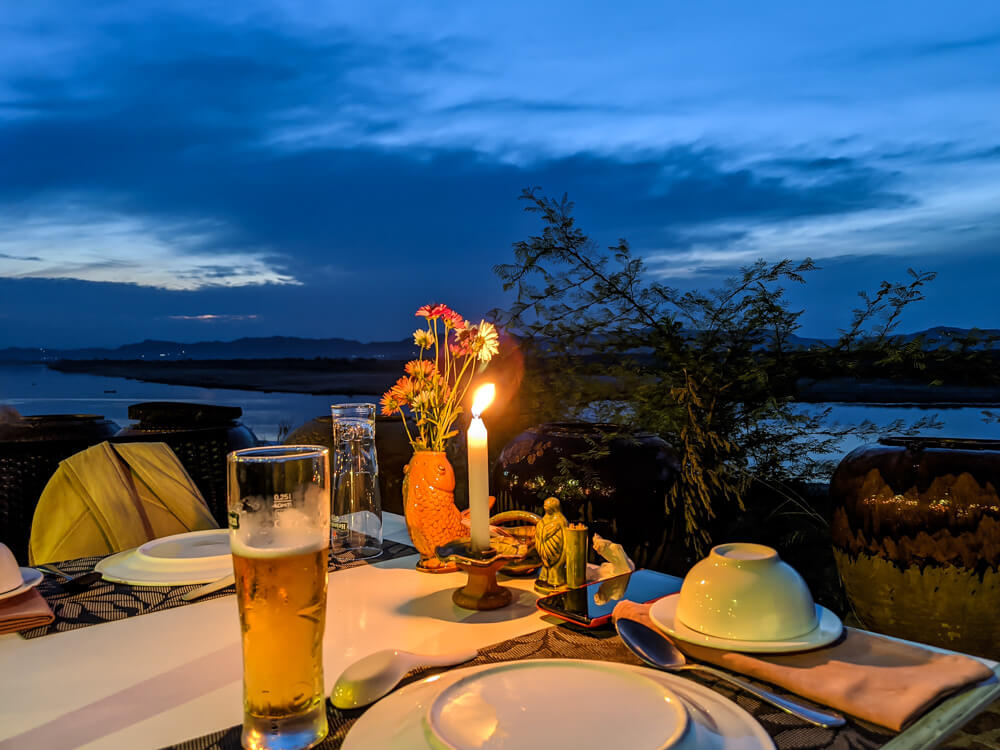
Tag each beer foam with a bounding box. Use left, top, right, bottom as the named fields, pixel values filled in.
left=231, top=527, right=327, bottom=559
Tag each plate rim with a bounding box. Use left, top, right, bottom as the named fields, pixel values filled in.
left=649, top=593, right=843, bottom=653
left=343, top=658, right=775, bottom=750
left=0, top=567, right=44, bottom=601
left=95, top=547, right=234, bottom=586
left=425, top=659, right=689, bottom=750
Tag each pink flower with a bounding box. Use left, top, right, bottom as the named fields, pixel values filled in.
left=415, top=303, right=452, bottom=320
left=441, top=309, right=466, bottom=330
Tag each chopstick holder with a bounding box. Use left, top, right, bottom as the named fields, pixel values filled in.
left=613, top=599, right=994, bottom=731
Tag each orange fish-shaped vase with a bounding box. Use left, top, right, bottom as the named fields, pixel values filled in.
left=402, top=451, right=466, bottom=572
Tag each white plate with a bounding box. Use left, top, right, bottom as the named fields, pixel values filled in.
left=426, top=661, right=688, bottom=750
left=342, top=659, right=775, bottom=750
left=0, top=568, right=43, bottom=601
left=95, top=529, right=234, bottom=586
left=649, top=594, right=843, bottom=653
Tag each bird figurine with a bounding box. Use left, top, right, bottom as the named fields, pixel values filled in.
left=534, top=497, right=569, bottom=592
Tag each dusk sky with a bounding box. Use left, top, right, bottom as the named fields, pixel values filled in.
left=1, top=1, right=998, bottom=348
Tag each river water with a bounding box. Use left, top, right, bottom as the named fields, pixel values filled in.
left=2, top=364, right=997, bottom=457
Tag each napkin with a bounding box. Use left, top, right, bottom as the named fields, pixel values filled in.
left=0, top=589, right=54, bottom=635
left=613, top=599, right=995, bottom=731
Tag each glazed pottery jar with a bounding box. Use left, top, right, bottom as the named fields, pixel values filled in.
left=830, top=437, right=1000, bottom=659
left=491, top=422, right=681, bottom=572
left=402, top=451, right=466, bottom=573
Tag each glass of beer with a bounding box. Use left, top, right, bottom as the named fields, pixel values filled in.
left=227, top=445, right=331, bottom=750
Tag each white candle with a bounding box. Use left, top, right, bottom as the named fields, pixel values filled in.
left=467, top=384, right=495, bottom=553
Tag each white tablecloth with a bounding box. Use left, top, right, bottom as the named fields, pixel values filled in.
left=0, top=514, right=550, bottom=750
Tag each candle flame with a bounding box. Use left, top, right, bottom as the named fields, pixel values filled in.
left=471, top=383, right=496, bottom=417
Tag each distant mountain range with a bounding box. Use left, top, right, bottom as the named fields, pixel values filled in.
left=0, top=336, right=418, bottom=362
left=1, top=326, right=998, bottom=363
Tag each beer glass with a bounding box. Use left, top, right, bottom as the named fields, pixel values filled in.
left=330, top=403, right=382, bottom=560
left=228, top=445, right=330, bottom=750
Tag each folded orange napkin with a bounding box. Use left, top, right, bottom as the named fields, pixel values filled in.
left=614, top=599, right=995, bottom=731
left=0, top=589, right=54, bottom=635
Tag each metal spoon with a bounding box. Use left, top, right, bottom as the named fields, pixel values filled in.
left=615, top=618, right=846, bottom=728
left=331, top=648, right=479, bottom=709
left=38, top=563, right=103, bottom=592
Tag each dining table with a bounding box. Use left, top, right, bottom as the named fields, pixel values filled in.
left=1, top=512, right=998, bottom=750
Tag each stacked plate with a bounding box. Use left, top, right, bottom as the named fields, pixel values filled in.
left=342, top=659, right=775, bottom=750
left=95, top=529, right=233, bottom=586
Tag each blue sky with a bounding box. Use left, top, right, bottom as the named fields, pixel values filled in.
left=1, top=1, right=998, bottom=347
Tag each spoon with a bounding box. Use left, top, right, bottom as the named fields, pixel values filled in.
left=615, top=618, right=846, bottom=728
left=331, top=648, right=479, bottom=709
left=38, top=563, right=103, bottom=592
left=181, top=573, right=235, bottom=601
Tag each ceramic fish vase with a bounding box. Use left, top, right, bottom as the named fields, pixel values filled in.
left=402, top=451, right=466, bottom=573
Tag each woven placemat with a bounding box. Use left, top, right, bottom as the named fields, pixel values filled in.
left=22, top=538, right=417, bottom=639
left=167, top=624, right=898, bottom=750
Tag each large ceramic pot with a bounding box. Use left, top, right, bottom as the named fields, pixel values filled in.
left=0, top=414, right=120, bottom=562
left=491, top=422, right=682, bottom=572
left=115, top=402, right=256, bottom=526
left=284, top=414, right=411, bottom=515
left=403, top=451, right=467, bottom=573
left=830, top=437, right=1000, bottom=659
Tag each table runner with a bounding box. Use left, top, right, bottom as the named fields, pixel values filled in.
left=167, top=624, right=900, bottom=750
left=21, top=538, right=417, bottom=639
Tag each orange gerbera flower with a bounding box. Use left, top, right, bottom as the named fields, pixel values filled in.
left=404, top=359, right=437, bottom=379
left=379, top=391, right=400, bottom=417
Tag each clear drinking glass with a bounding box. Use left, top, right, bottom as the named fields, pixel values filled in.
left=227, top=445, right=330, bottom=750
left=330, top=403, right=383, bottom=560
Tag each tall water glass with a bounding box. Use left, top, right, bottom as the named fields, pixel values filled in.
left=330, top=403, right=382, bottom=560
left=227, top=445, right=330, bottom=750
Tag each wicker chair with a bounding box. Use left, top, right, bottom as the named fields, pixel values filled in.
left=0, top=415, right=120, bottom=563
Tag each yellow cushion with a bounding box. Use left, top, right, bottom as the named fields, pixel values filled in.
left=29, top=441, right=218, bottom=565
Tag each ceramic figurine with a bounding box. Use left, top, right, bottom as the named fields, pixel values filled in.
left=534, top=497, right=568, bottom=592
left=589, top=533, right=635, bottom=580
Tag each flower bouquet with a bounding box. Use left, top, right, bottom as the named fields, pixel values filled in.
left=380, top=303, right=500, bottom=571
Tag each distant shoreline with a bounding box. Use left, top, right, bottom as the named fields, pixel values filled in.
left=40, top=359, right=1000, bottom=405
left=45, top=358, right=399, bottom=396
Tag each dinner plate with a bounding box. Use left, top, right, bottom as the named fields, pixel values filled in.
left=426, top=661, right=688, bottom=750
left=95, top=529, right=233, bottom=586
left=0, top=568, right=43, bottom=601
left=649, top=594, right=843, bottom=653
left=341, top=659, right=775, bottom=750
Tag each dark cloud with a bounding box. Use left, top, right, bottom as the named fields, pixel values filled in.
left=1, top=6, right=997, bottom=348
left=857, top=30, right=1000, bottom=62
left=0, top=252, right=43, bottom=261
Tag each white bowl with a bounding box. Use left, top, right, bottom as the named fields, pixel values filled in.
left=676, top=542, right=818, bottom=642
left=0, top=543, right=22, bottom=594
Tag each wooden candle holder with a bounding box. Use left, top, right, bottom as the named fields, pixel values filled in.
left=435, top=537, right=527, bottom=610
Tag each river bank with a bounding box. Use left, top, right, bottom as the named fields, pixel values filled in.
left=44, top=359, right=1000, bottom=404
left=46, top=358, right=400, bottom=396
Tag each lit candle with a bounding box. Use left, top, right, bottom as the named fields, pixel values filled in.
left=468, top=383, right=495, bottom=553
